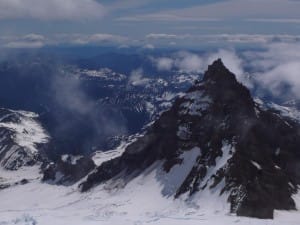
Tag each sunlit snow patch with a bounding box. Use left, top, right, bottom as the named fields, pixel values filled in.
left=158, top=147, right=201, bottom=197
left=92, top=139, right=136, bottom=166
left=201, top=142, right=234, bottom=188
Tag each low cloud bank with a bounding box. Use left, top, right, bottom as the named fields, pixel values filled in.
left=151, top=43, right=300, bottom=100
left=247, top=43, right=300, bottom=99
left=152, top=49, right=251, bottom=88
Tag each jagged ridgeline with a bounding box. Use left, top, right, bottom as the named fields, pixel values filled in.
left=80, top=59, right=300, bottom=219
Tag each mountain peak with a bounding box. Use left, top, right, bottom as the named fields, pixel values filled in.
left=80, top=61, right=300, bottom=219
left=211, top=58, right=224, bottom=67
left=191, top=58, right=255, bottom=116
left=203, top=58, right=237, bottom=84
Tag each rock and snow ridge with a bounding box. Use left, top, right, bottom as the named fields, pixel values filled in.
left=0, top=108, right=49, bottom=170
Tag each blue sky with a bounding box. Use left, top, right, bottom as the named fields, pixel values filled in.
left=0, top=0, right=300, bottom=48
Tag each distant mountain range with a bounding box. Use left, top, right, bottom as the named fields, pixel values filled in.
left=0, top=53, right=199, bottom=159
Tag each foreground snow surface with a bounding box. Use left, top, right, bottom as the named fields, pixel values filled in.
left=1, top=165, right=300, bottom=225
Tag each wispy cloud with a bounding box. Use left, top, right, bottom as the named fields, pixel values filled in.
left=1, top=33, right=130, bottom=48
left=116, top=14, right=220, bottom=22
left=172, top=52, right=205, bottom=73
left=51, top=67, right=128, bottom=151
left=247, top=18, right=300, bottom=24
left=128, top=68, right=150, bottom=86
left=0, top=0, right=105, bottom=21
left=245, top=43, right=300, bottom=99
left=151, top=42, right=300, bottom=100
left=106, top=0, right=152, bottom=11
left=142, top=44, right=155, bottom=50
left=151, top=49, right=251, bottom=87
left=153, top=57, right=173, bottom=71
left=70, top=33, right=128, bottom=45
left=2, top=32, right=300, bottom=49
left=0, top=0, right=299, bottom=42
left=3, top=33, right=46, bottom=48
left=117, top=0, right=300, bottom=24
left=207, top=49, right=252, bottom=88
left=146, top=33, right=191, bottom=40
left=4, top=41, right=45, bottom=48
left=146, top=33, right=300, bottom=44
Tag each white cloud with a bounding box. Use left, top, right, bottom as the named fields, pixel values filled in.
left=152, top=51, right=240, bottom=74
left=71, top=33, right=127, bottom=45
left=106, top=0, right=152, bottom=11
left=246, top=43, right=300, bottom=98
left=0, top=33, right=130, bottom=48
left=151, top=49, right=252, bottom=87
left=198, top=43, right=300, bottom=99
left=174, top=52, right=204, bottom=73
left=3, top=33, right=46, bottom=48
left=258, top=62, right=300, bottom=97
left=142, top=44, right=155, bottom=50
left=23, top=34, right=45, bottom=42
left=146, top=33, right=300, bottom=44
left=206, top=49, right=253, bottom=88
left=151, top=44, right=300, bottom=100
left=152, top=52, right=204, bottom=73
left=117, top=14, right=220, bottom=22
left=4, top=41, right=44, bottom=48
left=89, top=34, right=126, bottom=42
left=247, top=18, right=300, bottom=24
left=128, top=68, right=150, bottom=86
left=118, top=44, right=130, bottom=49
left=154, top=57, right=174, bottom=71
left=146, top=33, right=183, bottom=39
left=0, top=0, right=105, bottom=20
left=2, top=32, right=300, bottom=49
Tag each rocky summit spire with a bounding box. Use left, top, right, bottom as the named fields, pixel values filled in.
left=203, top=58, right=237, bottom=83
left=79, top=59, right=300, bottom=219
left=192, top=58, right=255, bottom=117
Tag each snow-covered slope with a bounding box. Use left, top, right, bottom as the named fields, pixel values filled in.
left=1, top=158, right=300, bottom=225
left=0, top=108, right=49, bottom=170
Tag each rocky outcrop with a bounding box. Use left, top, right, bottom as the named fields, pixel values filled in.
left=80, top=59, right=300, bottom=219
left=43, top=155, right=95, bottom=185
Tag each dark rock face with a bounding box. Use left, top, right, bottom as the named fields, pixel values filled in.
left=43, top=155, right=95, bottom=185
left=80, top=59, right=300, bottom=219
left=0, top=183, right=10, bottom=190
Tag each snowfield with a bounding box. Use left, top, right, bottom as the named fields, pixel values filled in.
left=1, top=162, right=300, bottom=225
